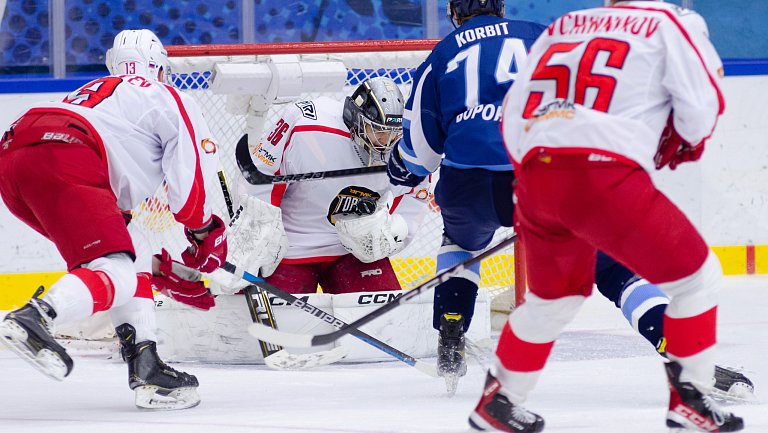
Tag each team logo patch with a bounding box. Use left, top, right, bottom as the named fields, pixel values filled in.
left=253, top=143, right=277, bottom=166
left=327, top=186, right=380, bottom=225
left=201, top=138, right=217, bottom=154
left=295, top=100, right=317, bottom=120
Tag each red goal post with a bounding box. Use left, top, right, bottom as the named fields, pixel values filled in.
left=134, top=39, right=526, bottom=317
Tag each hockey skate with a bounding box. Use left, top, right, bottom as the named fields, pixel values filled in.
left=657, top=338, right=755, bottom=401
left=437, top=312, right=467, bottom=396
left=712, top=366, right=755, bottom=402
left=0, top=288, right=73, bottom=381
left=116, top=324, right=200, bottom=410
left=665, top=361, right=744, bottom=432
left=469, top=372, right=544, bottom=433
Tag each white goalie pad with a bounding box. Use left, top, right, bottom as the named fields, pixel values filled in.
left=154, top=289, right=491, bottom=364
left=207, top=195, right=288, bottom=294
left=334, top=192, right=408, bottom=263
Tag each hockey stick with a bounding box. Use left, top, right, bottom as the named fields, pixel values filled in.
left=219, top=262, right=438, bottom=377
left=217, top=170, right=283, bottom=358
left=246, top=233, right=519, bottom=348
left=235, top=133, right=386, bottom=185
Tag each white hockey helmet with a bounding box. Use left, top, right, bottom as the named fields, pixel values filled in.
left=106, top=29, right=169, bottom=82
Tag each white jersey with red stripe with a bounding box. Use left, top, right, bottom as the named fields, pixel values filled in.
left=31, top=74, right=219, bottom=229
left=502, top=1, right=724, bottom=172
left=243, top=96, right=429, bottom=262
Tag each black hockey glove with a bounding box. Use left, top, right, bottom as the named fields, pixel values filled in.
left=387, top=144, right=426, bottom=188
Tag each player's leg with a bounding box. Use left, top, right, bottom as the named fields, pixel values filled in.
left=434, top=167, right=514, bottom=330
left=108, top=224, right=200, bottom=409
left=470, top=158, right=593, bottom=432
left=434, top=167, right=514, bottom=385
left=265, top=261, right=324, bottom=294
left=0, top=144, right=138, bottom=380
left=561, top=158, right=742, bottom=431
left=595, top=251, right=668, bottom=351
left=319, top=253, right=401, bottom=294
left=595, top=251, right=754, bottom=397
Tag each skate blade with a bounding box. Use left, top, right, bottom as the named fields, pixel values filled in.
left=712, top=382, right=758, bottom=404
left=135, top=385, right=201, bottom=410
left=264, top=346, right=349, bottom=371
left=0, top=320, right=69, bottom=381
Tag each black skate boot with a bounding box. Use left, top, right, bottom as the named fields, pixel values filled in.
left=713, top=366, right=755, bottom=400
left=0, top=287, right=73, bottom=380
left=438, top=312, right=467, bottom=395
left=469, top=372, right=544, bottom=433
left=657, top=337, right=755, bottom=401
left=116, top=323, right=200, bottom=410
left=665, top=361, right=744, bottom=432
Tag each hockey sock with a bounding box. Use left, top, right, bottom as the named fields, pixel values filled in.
left=109, top=273, right=158, bottom=343
left=619, top=278, right=669, bottom=349
left=493, top=293, right=587, bottom=402
left=433, top=243, right=481, bottom=331
left=660, top=251, right=721, bottom=392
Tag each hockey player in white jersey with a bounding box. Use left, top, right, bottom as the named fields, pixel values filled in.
left=468, top=1, right=743, bottom=431
left=388, top=0, right=752, bottom=403
left=0, top=29, right=227, bottom=410
left=229, top=76, right=427, bottom=296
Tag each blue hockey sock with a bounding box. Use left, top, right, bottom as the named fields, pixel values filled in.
left=619, top=278, right=669, bottom=349
left=433, top=246, right=481, bottom=331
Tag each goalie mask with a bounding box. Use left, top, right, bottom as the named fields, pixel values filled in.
left=447, top=0, right=505, bottom=27
left=342, top=76, right=405, bottom=166
left=106, top=29, right=169, bottom=83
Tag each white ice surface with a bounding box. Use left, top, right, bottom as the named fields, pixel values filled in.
left=1, top=275, right=766, bottom=433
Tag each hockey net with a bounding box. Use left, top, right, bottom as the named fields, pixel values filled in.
left=131, top=40, right=525, bottom=321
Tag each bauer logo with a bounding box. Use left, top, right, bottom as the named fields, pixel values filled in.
left=41, top=132, right=84, bottom=144
left=296, top=101, right=318, bottom=120
left=358, top=292, right=402, bottom=304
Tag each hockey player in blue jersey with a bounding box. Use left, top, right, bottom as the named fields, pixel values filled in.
left=387, top=0, right=753, bottom=399
left=387, top=0, right=544, bottom=393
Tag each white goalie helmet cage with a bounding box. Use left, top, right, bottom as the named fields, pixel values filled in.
left=106, top=29, right=170, bottom=82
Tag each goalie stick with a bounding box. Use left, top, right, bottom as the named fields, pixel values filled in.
left=235, top=133, right=386, bottom=185
left=245, top=233, right=519, bottom=348
left=217, top=170, right=283, bottom=358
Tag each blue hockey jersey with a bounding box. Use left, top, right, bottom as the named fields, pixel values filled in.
left=399, top=15, right=546, bottom=175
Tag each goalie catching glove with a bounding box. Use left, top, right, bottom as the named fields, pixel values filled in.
left=206, top=195, right=288, bottom=295
left=334, top=191, right=408, bottom=263
left=152, top=249, right=215, bottom=311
